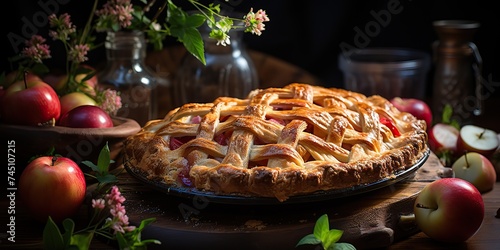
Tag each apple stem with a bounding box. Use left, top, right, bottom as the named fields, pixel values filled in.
left=399, top=213, right=416, bottom=225
left=23, top=70, right=28, bottom=89
left=478, top=129, right=486, bottom=139
left=464, top=151, right=470, bottom=168
left=51, top=156, right=57, bottom=166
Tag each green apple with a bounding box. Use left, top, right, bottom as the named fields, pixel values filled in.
left=452, top=152, right=497, bottom=193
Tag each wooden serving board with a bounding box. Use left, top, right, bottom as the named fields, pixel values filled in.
left=118, top=152, right=446, bottom=250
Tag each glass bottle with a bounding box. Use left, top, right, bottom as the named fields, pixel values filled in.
left=98, top=30, right=169, bottom=126
left=173, top=15, right=259, bottom=106
left=432, top=20, right=483, bottom=125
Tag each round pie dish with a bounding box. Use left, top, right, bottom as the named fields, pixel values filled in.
left=125, top=148, right=429, bottom=205
left=0, top=116, right=141, bottom=171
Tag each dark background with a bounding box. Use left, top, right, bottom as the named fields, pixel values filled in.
left=2, top=0, right=499, bottom=99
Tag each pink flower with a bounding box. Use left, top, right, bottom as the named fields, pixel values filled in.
left=100, top=185, right=137, bottom=234
left=92, top=198, right=106, bottom=210
left=21, top=35, right=51, bottom=63
left=95, top=0, right=134, bottom=30
left=98, top=89, right=122, bottom=116
left=48, top=13, right=76, bottom=41
left=116, top=4, right=134, bottom=28
left=68, top=44, right=90, bottom=63
left=244, top=8, right=270, bottom=36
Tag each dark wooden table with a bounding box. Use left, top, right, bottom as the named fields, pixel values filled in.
left=1, top=175, right=499, bottom=250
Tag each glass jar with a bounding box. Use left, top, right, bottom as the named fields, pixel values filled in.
left=98, top=30, right=169, bottom=126
left=173, top=16, right=259, bottom=106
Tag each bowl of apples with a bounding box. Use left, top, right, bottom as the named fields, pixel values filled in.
left=0, top=73, right=142, bottom=172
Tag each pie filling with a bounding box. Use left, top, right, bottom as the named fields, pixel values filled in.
left=124, top=83, right=428, bottom=201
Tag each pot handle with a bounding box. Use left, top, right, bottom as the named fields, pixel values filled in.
left=469, top=42, right=483, bottom=116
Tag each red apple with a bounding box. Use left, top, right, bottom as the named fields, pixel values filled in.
left=58, top=105, right=113, bottom=128
left=59, top=92, right=97, bottom=117
left=456, top=125, right=499, bottom=158
left=428, top=123, right=459, bottom=154
left=18, top=156, right=87, bottom=223
left=413, top=178, right=484, bottom=243
left=1, top=78, right=61, bottom=126
left=390, top=97, right=432, bottom=129
left=452, top=152, right=497, bottom=193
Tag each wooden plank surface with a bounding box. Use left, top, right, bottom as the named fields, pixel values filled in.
left=118, top=152, right=446, bottom=250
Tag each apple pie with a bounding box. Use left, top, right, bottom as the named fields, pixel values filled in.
left=123, top=83, right=428, bottom=201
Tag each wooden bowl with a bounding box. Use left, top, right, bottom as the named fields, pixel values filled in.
left=1, top=117, right=141, bottom=173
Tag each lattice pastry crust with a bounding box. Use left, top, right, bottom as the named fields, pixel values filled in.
left=124, top=83, right=428, bottom=201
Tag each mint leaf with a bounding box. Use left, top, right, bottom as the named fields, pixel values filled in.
left=332, top=242, right=357, bottom=250
left=323, top=229, right=343, bottom=249
left=296, top=234, right=321, bottom=246
left=296, top=214, right=355, bottom=250
left=314, top=214, right=330, bottom=240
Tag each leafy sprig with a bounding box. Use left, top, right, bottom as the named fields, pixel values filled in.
left=436, top=104, right=461, bottom=166
left=82, top=142, right=118, bottom=193
left=296, top=214, right=356, bottom=250
left=94, top=0, right=269, bottom=65
left=42, top=142, right=160, bottom=250
left=441, top=104, right=460, bottom=130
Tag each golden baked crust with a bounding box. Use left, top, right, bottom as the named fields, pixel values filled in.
left=123, top=83, right=428, bottom=201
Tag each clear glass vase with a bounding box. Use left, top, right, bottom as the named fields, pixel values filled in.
left=173, top=16, right=259, bottom=106
left=97, top=30, right=169, bottom=126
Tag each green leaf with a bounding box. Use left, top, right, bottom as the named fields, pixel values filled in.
left=181, top=28, right=205, bottom=65
left=42, top=217, right=65, bottom=250
left=323, top=229, right=344, bottom=250
left=30, top=62, right=50, bottom=76
left=96, top=173, right=118, bottom=184
left=116, top=232, right=130, bottom=250
left=69, top=231, right=94, bottom=250
left=441, top=104, right=453, bottom=124
left=332, top=242, right=357, bottom=250
left=81, top=160, right=100, bottom=172
left=138, top=217, right=156, bottom=230
left=208, top=3, right=221, bottom=13
left=441, top=104, right=460, bottom=129
left=296, top=234, right=322, bottom=247
left=166, top=1, right=206, bottom=65
left=314, top=214, right=330, bottom=240
left=61, top=218, right=75, bottom=247
left=97, top=142, right=111, bottom=175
